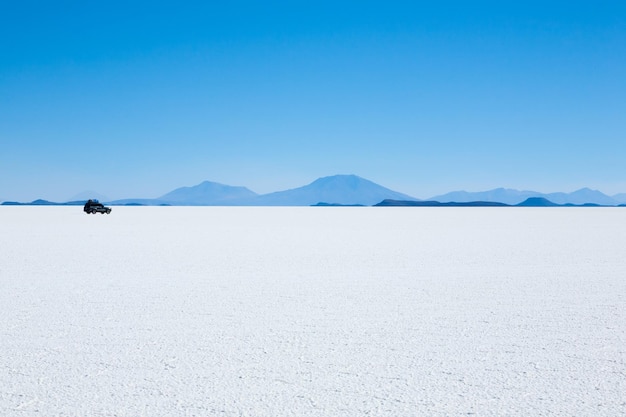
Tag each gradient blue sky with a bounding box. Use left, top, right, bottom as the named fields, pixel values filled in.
left=2, top=0, right=625, bottom=201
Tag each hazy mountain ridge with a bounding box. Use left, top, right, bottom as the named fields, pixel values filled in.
left=3, top=176, right=625, bottom=206
left=249, top=175, right=418, bottom=206
left=430, top=187, right=620, bottom=206
left=99, top=175, right=415, bottom=206
left=1, top=199, right=87, bottom=206
left=613, top=193, right=626, bottom=204
left=157, top=181, right=258, bottom=205
left=376, top=200, right=509, bottom=207
left=378, top=197, right=611, bottom=207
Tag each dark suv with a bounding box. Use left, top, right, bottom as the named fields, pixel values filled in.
left=83, top=199, right=112, bottom=214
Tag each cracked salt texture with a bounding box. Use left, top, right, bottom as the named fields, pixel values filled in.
left=1, top=206, right=625, bottom=416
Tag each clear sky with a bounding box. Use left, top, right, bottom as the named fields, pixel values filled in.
left=1, top=0, right=625, bottom=202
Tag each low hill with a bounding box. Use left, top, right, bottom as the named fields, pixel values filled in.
left=516, top=197, right=559, bottom=207
left=1, top=199, right=84, bottom=206
left=375, top=197, right=617, bottom=207
left=375, top=200, right=508, bottom=207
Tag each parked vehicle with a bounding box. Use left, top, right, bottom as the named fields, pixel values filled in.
left=83, top=199, right=112, bottom=214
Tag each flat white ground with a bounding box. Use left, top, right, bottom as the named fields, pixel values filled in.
left=1, top=206, right=625, bottom=416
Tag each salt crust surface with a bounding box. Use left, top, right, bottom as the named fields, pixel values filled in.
left=1, top=206, right=625, bottom=416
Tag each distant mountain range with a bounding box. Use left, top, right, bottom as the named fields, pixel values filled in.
left=3, top=175, right=626, bottom=207
left=429, top=187, right=623, bottom=206
left=377, top=197, right=615, bottom=207
left=105, top=174, right=417, bottom=206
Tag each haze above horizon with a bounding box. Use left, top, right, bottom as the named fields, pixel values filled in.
left=2, top=1, right=625, bottom=202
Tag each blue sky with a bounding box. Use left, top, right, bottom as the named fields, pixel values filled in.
left=1, top=1, right=625, bottom=201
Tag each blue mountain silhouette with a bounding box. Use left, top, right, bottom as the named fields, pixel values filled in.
left=250, top=174, right=418, bottom=206
left=430, top=187, right=619, bottom=206
left=6, top=177, right=624, bottom=207
left=158, top=181, right=258, bottom=205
